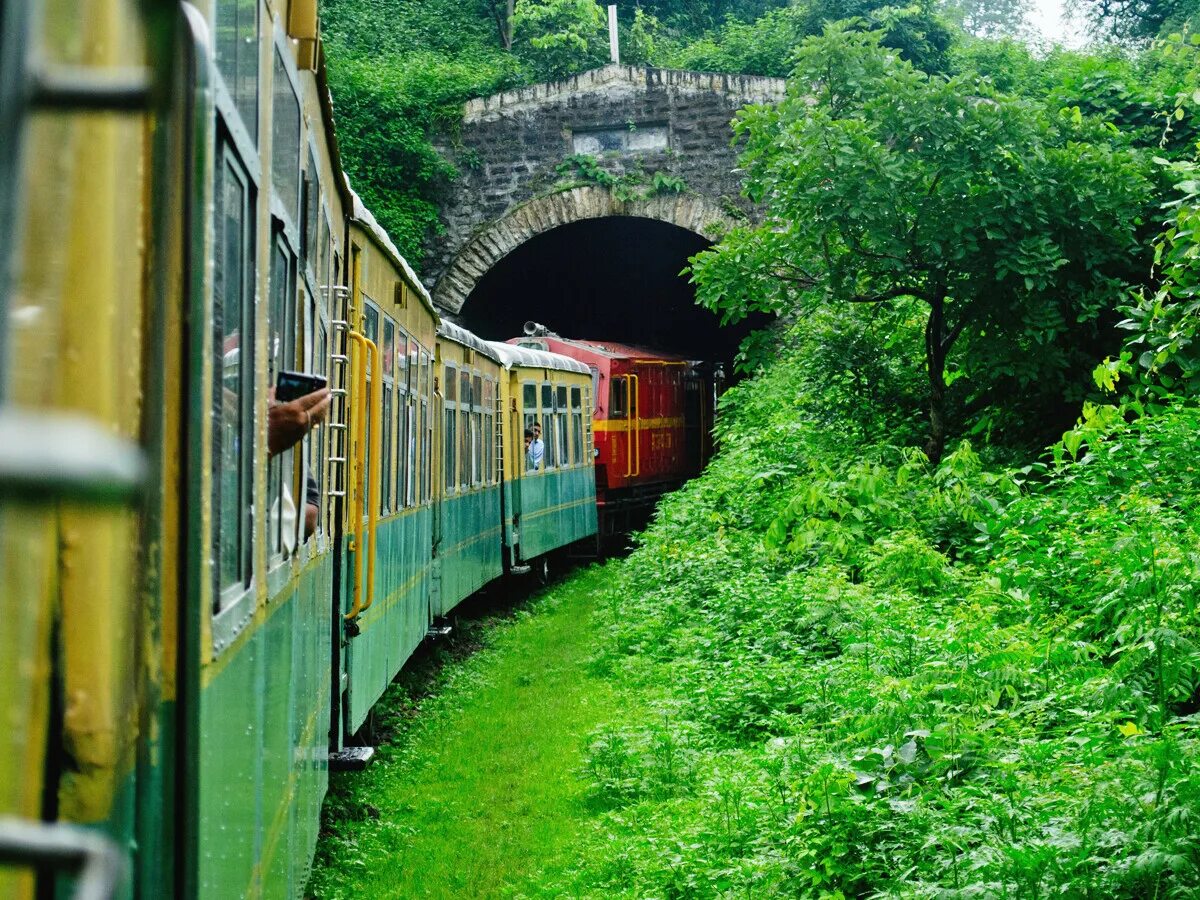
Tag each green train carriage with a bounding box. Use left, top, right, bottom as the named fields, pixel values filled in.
left=488, top=342, right=598, bottom=574
left=434, top=322, right=506, bottom=615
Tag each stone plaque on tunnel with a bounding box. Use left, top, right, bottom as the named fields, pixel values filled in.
left=572, top=123, right=669, bottom=155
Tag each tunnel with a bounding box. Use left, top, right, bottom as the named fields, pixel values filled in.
left=453, top=216, right=764, bottom=369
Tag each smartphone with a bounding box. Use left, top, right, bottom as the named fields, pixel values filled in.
left=275, top=370, right=328, bottom=403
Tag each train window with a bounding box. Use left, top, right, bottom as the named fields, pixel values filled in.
left=611, top=378, right=627, bottom=419
left=556, top=392, right=569, bottom=471
left=381, top=319, right=394, bottom=515
left=483, top=379, right=495, bottom=484
left=396, top=328, right=410, bottom=508
left=215, top=0, right=259, bottom=144
left=267, top=232, right=298, bottom=560
left=523, top=383, right=537, bottom=423
left=472, top=374, right=483, bottom=485
left=459, top=370, right=471, bottom=489
left=540, top=383, right=555, bottom=468
left=407, top=340, right=418, bottom=505
left=444, top=364, right=456, bottom=492
left=405, top=394, right=416, bottom=507
left=571, top=386, right=583, bottom=466
left=212, top=144, right=256, bottom=608
left=303, top=148, right=319, bottom=273
left=363, top=304, right=378, bottom=511
left=272, top=49, right=301, bottom=225
left=420, top=352, right=431, bottom=502
left=398, top=328, right=409, bottom=384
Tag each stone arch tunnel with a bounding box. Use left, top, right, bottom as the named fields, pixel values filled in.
left=426, top=65, right=786, bottom=365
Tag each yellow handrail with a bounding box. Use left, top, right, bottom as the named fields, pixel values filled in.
left=344, top=331, right=369, bottom=621
left=623, top=374, right=633, bottom=479
left=631, top=373, right=641, bottom=477
left=360, top=336, right=381, bottom=613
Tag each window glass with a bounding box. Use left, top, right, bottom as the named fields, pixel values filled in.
left=459, top=370, right=471, bottom=489
left=381, top=384, right=392, bottom=514
left=304, top=148, right=319, bottom=269
left=542, top=383, right=557, bottom=468
left=444, top=364, right=456, bottom=491
left=611, top=377, right=627, bottom=418
left=215, top=0, right=258, bottom=142
left=398, top=330, right=409, bottom=384
left=523, top=383, right=538, bottom=471
left=557, top=404, right=569, bottom=470
left=471, top=373, right=483, bottom=484
left=383, top=319, right=395, bottom=375
left=420, top=351, right=430, bottom=502
left=267, top=233, right=296, bottom=559
left=444, top=406, right=456, bottom=491
left=571, top=386, right=584, bottom=465
left=362, top=304, right=379, bottom=510
left=271, top=49, right=300, bottom=224
left=406, top=400, right=416, bottom=506
left=212, top=147, right=255, bottom=604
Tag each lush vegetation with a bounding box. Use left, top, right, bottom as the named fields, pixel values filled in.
left=312, top=3, right=1200, bottom=897
left=309, top=571, right=634, bottom=897
left=318, top=0, right=1067, bottom=266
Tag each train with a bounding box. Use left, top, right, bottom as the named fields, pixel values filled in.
left=512, top=324, right=713, bottom=535
left=0, top=2, right=709, bottom=898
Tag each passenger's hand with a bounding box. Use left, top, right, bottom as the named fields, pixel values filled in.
left=268, top=387, right=331, bottom=457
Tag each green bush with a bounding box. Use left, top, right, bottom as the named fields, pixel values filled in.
left=530, top=327, right=1200, bottom=897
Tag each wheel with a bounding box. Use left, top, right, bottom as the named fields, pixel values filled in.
left=536, top=556, right=550, bottom=585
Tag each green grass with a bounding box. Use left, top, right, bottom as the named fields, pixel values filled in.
left=309, top=565, right=631, bottom=899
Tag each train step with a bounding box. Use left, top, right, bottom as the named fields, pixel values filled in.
left=329, top=746, right=375, bottom=772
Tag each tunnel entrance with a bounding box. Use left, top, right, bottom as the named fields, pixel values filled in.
left=454, top=216, right=763, bottom=368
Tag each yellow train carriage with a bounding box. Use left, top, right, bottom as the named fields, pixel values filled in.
left=0, top=0, right=173, bottom=897
left=335, top=194, right=439, bottom=739
left=175, top=0, right=354, bottom=895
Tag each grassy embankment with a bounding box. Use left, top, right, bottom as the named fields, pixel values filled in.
left=312, top=336, right=1200, bottom=898
left=308, top=568, right=639, bottom=898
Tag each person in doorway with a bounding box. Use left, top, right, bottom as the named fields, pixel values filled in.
left=529, top=421, right=544, bottom=471
left=528, top=427, right=542, bottom=472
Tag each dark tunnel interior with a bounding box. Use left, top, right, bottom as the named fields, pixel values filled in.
left=455, top=216, right=767, bottom=370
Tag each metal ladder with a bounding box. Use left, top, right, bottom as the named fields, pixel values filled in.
left=494, top=390, right=505, bottom=483
left=325, top=285, right=352, bottom=507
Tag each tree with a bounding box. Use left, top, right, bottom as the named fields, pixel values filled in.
left=942, top=0, right=1033, bottom=38
left=688, top=25, right=1152, bottom=461
left=482, top=0, right=517, bottom=50
left=1074, top=0, right=1200, bottom=42
left=512, top=0, right=608, bottom=81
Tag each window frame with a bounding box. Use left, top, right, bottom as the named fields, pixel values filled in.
left=444, top=361, right=458, bottom=493
left=212, top=132, right=258, bottom=614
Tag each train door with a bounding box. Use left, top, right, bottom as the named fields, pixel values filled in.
left=0, top=1, right=172, bottom=897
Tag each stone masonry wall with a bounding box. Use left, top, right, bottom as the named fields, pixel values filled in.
left=426, top=65, right=786, bottom=311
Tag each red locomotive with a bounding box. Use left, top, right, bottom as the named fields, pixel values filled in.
left=510, top=323, right=714, bottom=534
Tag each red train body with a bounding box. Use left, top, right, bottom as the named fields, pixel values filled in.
left=510, top=333, right=712, bottom=534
